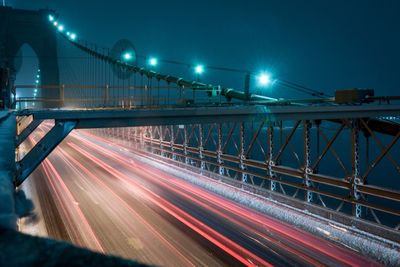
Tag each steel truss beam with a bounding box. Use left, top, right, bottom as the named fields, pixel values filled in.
left=18, top=104, right=400, bottom=127
left=15, top=120, right=77, bottom=186
left=16, top=119, right=43, bottom=147
left=120, top=116, right=400, bottom=230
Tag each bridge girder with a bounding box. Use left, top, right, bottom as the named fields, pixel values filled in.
left=17, top=104, right=400, bottom=129
left=16, top=118, right=43, bottom=147
left=16, top=120, right=76, bottom=186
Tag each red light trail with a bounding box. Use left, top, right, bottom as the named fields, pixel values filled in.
left=20, top=125, right=380, bottom=267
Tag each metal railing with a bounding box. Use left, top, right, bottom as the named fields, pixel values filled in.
left=95, top=114, right=400, bottom=234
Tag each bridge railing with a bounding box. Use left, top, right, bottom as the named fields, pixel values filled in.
left=93, top=112, right=400, bottom=236
left=14, top=83, right=229, bottom=110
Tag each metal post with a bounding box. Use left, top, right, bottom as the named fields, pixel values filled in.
left=105, top=84, right=109, bottom=107
left=239, top=122, right=247, bottom=183
left=171, top=125, right=176, bottom=161
left=315, top=120, right=321, bottom=173
left=198, top=124, right=205, bottom=170
left=149, top=126, right=153, bottom=153
left=60, top=84, right=65, bottom=107
left=304, top=120, right=313, bottom=202
left=184, top=125, right=189, bottom=164
left=159, top=126, right=165, bottom=157
left=217, top=123, right=224, bottom=175
left=351, top=119, right=362, bottom=218
left=268, top=123, right=276, bottom=191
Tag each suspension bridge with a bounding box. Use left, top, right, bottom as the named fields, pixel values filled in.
left=1, top=6, right=400, bottom=266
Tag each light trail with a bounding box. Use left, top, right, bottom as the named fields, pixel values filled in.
left=43, top=158, right=105, bottom=252
left=67, top=141, right=272, bottom=266
left=56, top=147, right=196, bottom=267
left=72, top=130, right=379, bottom=267
left=20, top=125, right=381, bottom=266
left=26, top=127, right=230, bottom=266
left=28, top=134, right=104, bottom=252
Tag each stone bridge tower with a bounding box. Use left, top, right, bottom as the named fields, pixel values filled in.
left=0, top=6, right=60, bottom=107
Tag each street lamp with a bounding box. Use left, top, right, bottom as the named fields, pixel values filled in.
left=244, top=71, right=274, bottom=100
left=257, top=72, right=272, bottom=87
left=195, top=64, right=204, bottom=81
left=195, top=65, right=204, bottom=74
left=70, top=33, right=77, bottom=41
left=148, top=57, right=158, bottom=67
left=122, top=52, right=133, bottom=62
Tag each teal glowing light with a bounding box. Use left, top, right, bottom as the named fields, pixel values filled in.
left=122, top=52, right=133, bottom=61
left=257, top=72, right=272, bottom=87
left=70, top=33, right=77, bottom=40
left=148, top=57, right=158, bottom=66
left=53, top=21, right=58, bottom=26
left=35, top=79, right=39, bottom=84
left=58, top=25, right=64, bottom=32
left=195, top=65, right=204, bottom=74
left=48, top=15, right=54, bottom=22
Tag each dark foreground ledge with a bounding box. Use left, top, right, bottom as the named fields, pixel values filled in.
left=0, top=228, right=149, bottom=267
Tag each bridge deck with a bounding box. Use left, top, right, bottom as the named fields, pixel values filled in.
left=17, top=104, right=400, bottom=129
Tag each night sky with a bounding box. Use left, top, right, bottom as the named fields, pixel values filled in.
left=9, top=0, right=400, bottom=98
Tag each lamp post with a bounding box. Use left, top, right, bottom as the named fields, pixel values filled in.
left=194, top=65, right=204, bottom=82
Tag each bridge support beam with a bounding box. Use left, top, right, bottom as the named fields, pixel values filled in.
left=217, top=123, right=224, bottom=176
left=351, top=119, right=363, bottom=218
left=16, top=119, right=43, bottom=147
left=304, top=120, right=313, bottom=203
left=170, top=125, right=176, bottom=161
left=15, top=120, right=76, bottom=186
left=183, top=125, right=189, bottom=165
left=198, top=124, right=205, bottom=170
left=159, top=126, right=165, bottom=157
left=268, top=124, right=276, bottom=191
left=239, top=122, right=247, bottom=183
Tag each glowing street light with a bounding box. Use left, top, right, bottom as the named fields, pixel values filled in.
left=69, top=33, right=77, bottom=40
left=58, top=25, right=64, bottom=32
left=148, top=57, right=158, bottom=67
left=48, top=15, right=54, bottom=22
left=194, top=64, right=204, bottom=82
left=122, top=52, right=133, bottom=61
left=35, top=79, right=39, bottom=84
left=53, top=21, right=58, bottom=26
left=195, top=64, right=204, bottom=75
left=257, top=72, right=272, bottom=87
left=36, top=74, right=40, bottom=78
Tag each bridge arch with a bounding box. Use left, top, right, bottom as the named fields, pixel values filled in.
left=0, top=6, right=60, bottom=107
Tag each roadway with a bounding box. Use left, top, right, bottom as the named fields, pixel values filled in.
left=18, top=123, right=380, bottom=267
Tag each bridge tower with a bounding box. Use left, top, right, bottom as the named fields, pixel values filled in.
left=0, top=6, right=60, bottom=107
